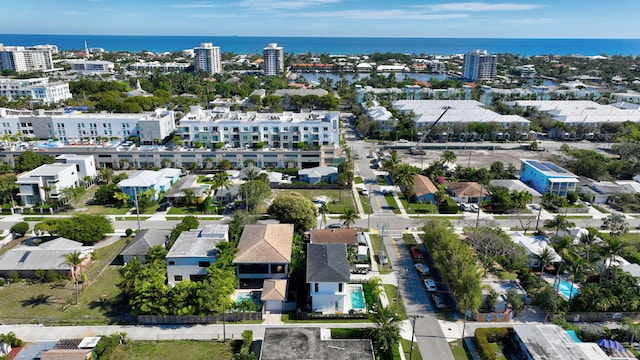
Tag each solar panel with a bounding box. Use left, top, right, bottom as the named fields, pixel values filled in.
left=528, top=160, right=567, bottom=174
left=543, top=162, right=567, bottom=174
left=18, top=251, right=31, bottom=263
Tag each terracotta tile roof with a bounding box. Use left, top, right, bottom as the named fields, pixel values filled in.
left=261, top=279, right=288, bottom=301
left=447, top=182, right=490, bottom=197
left=234, top=224, right=294, bottom=264
left=310, top=228, right=358, bottom=246
left=413, top=174, right=438, bottom=197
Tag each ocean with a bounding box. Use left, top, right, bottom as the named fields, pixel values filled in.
left=1, top=34, right=640, bottom=56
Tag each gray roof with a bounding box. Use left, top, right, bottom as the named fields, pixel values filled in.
left=298, top=166, right=338, bottom=178
left=306, top=243, right=350, bottom=283
left=273, top=89, right=329, bottom=97
left=260, top=327, right=374, bottom=360
left=513, top=324, right=609, bottom=360
left=489, top=179, right=542, bottom=197
left=120, top=229, right=170, bottom=257
left=167, top=226, right=229, bottom=258
left=0, top=238, right=92, bottom=272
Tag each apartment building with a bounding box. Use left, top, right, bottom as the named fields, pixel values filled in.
left=67, top=60, right=114, bottom=73
left=0, top=107, right=174, bottom=142
left=177, top=106, right=340, bottom=149
left=193, top=42, right=221, bottom=75
left=16, top=163, right=79, bottom=206
left=0, top=77, right=72, bottom=105
left=0, top=43, right=57, bottom=73
left=128, top=61, right=190, bottom=73
left=263, top=43, right=284, bottom=76
left=462, top=49, right=497, bottom=81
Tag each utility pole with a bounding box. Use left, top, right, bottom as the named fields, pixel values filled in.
left=409, top=315, right=424, bottom=360
left=367, top=185, right=372, bottom=230
left=133, top=187, right=141, bottom=232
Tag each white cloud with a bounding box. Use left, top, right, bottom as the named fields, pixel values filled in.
left=239, top=0, right=341, bottom=10
left=421, top=2, right=544, bottom=12
left=170, top=2, right=217, bottom=8
left=293, top=9, right=468, bottom=20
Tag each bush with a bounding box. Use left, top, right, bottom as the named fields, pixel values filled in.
left=473, top=328, right=512, bottom=360
left=242, top=330, right=253, bottom=349
left=125, top=228, right=133, bottom=237
left=94, top=333, right=126, bottom=359
left=10, top=221, right=29, bottom=237
left=331, top=328, right=371, bottom=339
left=438, top=196, right=459, bottom=214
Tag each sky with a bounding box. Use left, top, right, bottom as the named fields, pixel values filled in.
left=1, top=0, right=639, bottom=38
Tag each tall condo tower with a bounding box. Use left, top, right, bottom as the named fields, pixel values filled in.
left=263, top=43, right=284, bottom=76
left=462, top=49, right=497, bottom=81
left=0, top=43, right=57, bottom=73
left=193, top=42, right=222, bottom=75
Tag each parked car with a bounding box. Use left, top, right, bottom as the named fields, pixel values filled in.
left=459, top=203, right=472, bottom=211
left=411, top=246, right=424, bottom=259
left=432, top=294, right=447, bottom=309
left=398, top=139, right=409, bottom=143
left=424, top=278, right=437, bottom=292
left=414, top=263, right=430, bottom=276
left=378, top=250, right=389, bottom=265
left=469, top=204, right=480, bottom=213
left=157, top=203, right=170, bottom=211
left=327, top=223, right=343, bottom=229
left=360, top=188, right=369, bottom=196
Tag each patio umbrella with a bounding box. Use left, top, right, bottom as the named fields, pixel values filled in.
left=597, top=339, right=624, bottom=350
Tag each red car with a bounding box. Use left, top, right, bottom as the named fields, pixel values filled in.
left=411, top=246, right=423, bottom=259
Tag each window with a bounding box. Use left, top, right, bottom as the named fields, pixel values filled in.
left=174, top=275, right=182, bottom=281
left=168, top=261, right=175, bottom=265
left=198, top=261, right=210, bottom=268
left=338, top=283, right=343, bottom=292
left=314, top=283, right=319, bottom=292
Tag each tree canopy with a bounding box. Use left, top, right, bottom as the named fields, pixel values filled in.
left=35, top=214, right=113, bottom=244
left=267, top=192, right=317, bottom=233
left=13, top=151, right=54, bottom=172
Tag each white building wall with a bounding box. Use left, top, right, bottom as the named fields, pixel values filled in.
left=166, top=256, right=215, bottom=287
left=310, top=281, right=347, bottom=313
left=263, top=43, right=284, bottom=76
left=17, top=164, right=78, bottom=205
left=194, top=43, right=221, bottom=75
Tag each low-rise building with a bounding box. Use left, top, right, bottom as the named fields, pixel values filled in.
left=298, top=166, right=338, bottom=184
left=520, top=159, right=579, bottom=197
left=0, top=77, right=71, bottom=105
left=446, top=182, right=490, bottom=204
left=166, top=224, right=229, bottom=287
left=307, top=243, right=351, bottom=314
left=17, top=163, right=79, bottom=206
left=510, top=232, right=561, bottom=269
left=55, top=154, right=97, bottom=181
left=67, top=60, right=114, bottom=73
left=513, top=324, right=609, bottom=360
left=117, top=168, right=181, bottom=202
left=119, top=229, right=170, bottom=264
left=0, top=238, right=93, bottom=278
left=414, top=174, right=438, bottom=203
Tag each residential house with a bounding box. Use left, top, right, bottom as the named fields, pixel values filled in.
left=298, top=166, right=338, bottom=185
left=489, top=179, right=542, bottom=201
left=309, top=228, right=358, bottom=247
left=519, top=159, right=579, bottom=197
left=117, top=168, right=181, bottom=202
left=307, top=243, right=351, bottom=314
left=16, top=163, right=79, bottom=206
left=214, top=184, right=239, bottom=205
left=509, top=232, right=561, bottom=270
left=260, top=279, right=288, bottom=312
left=233, top=224, right=294, bottom=288
left=260, top=328, right=375, bottom=360
left=164, top=175, right=208, bottom=205
left=446, top=182, right=490, bottom=204
left=580, top=180, right=628, bottom=204
left=0, top=237, right=93, bottom=278
left=512, top=324, right=609, bottom=360
left=166, top=224, right=229, bottom=287
left=414, top=174, right=438, bottom=203
left=118, top=229, right=170, bottom=264
left=55, top=154, right=97, bottom=181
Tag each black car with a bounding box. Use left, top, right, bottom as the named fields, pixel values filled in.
left=157, top=203, right=170, bottom=211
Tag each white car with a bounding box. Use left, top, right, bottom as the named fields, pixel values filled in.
left=424, top=278, right=437, bottom=292
left=360, top=189, right=369, bottom=196
left=414, top=263, right=430, bottom=276
left=398, top=139, right=409, bottom=143
left=469, top=204, right=480, bottom=213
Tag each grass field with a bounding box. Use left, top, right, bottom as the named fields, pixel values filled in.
left=401, top=338, right=423, bottom=360
left=384, top=284, right=407, bottom=321
left=399, top=198, right=438, bottom=214
left=0, top=237, right=129, bottom=325
left=450, top=339, right=471, bottom=360
left=104, top=340, right=235, bottom=360
left=383, top=194, right=401, bottom=214
left=273, top=188, right=356, bottom=214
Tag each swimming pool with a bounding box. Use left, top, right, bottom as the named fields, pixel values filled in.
left=566, top=330, right=582, bottom=343
left=350, top=285, right=366, bottom=310
left=555, top=279, right=580, bottom=300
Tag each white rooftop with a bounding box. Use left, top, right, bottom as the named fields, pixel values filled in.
left=167, top=226, right=229, bottom=258
left=513, top=324, right=609, bottom=360
left=393, top=100, right=530, bottom=126
left=510, top=232, right=562, bottom=262
left=513, top=100, right=640, bottom=124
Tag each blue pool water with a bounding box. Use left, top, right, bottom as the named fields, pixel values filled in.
left=350, top=286, right=366, bottom=310
left=556, top=280, right=580, bottom=300
left=566, top=330, right=582, bottom=343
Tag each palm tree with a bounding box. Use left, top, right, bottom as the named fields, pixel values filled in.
left=183, top=188, right=196, bottom=206
left=393, top=164, right=418, bottom=199
left=318, top=203, right=329, bottom=228
left=41, top=185, right=53, bottom=205
left=544, top=214, right=575, bottom=237
left=211, top=172, right=232, bottom=194
left=0, top=331, right=22, bottom=347
left=63, top=251, right=84, bottom=305
left=340, top=207, right=359, bottom=229
left=566, top=255, right=589, bottom=301
left=382, top=151, right=401, bottom=176
left=99, top=167, right=114, bottom=185
left=119, top=257, right=142, bottom=294
left=602, top=213, right=629, bottom=238
left=535, top=246, right=555, bottom=280
left=218, top=159, right=232, bottom=171
left=577, top=227, right=600, bottom=263
left=441, top=150, right=456, bottom=164
left=622, top=317, right=640, bottom=344
left=371, top=306, right=400, bottom=357
left=512, top=190, right=533, bottom=209
left=600, top=236, right=628, bottom=281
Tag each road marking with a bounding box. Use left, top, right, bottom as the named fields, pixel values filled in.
left=390, top=237, right=402, bottom=258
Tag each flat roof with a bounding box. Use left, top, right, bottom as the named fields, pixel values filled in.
left=260, top=327, right=374, bottom=360
left=513, top=324, right=609, bottom=360
left=522, top=159, right=577, bottom=178
left=166, top=227, right=228, bottom=258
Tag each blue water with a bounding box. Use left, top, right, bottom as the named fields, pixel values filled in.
left=566, top=330, right=582, bottom=343
left=2, top=34, right=640, bottom=56
left=350, top=286, right=366, bottom=310
left=556, top=279, right=580, bottom=300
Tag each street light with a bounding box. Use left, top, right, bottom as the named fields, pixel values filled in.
left=367, top=185, right=372, bottom=231
left=133, top=187, right=141, bottom=232
left=409, top=314, right=424, bottom=360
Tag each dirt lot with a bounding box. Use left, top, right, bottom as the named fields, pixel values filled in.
left=401, top=148, right=557, bottom=170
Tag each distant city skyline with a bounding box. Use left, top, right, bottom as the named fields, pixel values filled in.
left=1, top=1, right=639, bottom=39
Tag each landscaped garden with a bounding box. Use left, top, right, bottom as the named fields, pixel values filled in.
left=272, top=188, right=356, bottom=214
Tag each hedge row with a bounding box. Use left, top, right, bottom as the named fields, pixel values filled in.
left=473, top=327, right=512, bottom=360
left=331, top=328, right=371, bottom=339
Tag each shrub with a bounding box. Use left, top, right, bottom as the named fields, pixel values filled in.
left=10, top=221, right=29, bottom=237
left=473, top=328, right=512, bottom=360
left=242, top=330, right=253, bottom=349
left=125, top=228, right=133, bottom=237
left=438, top=196, right=459, bottom=214
left=94, top=333, right=126, bottom=359
left=331, top=328, right=371, bottom=339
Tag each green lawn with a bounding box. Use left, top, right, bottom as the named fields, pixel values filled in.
left=450, top=339, right=471, bottom=360
left=85, top=206, right=130, bottom=215
left=399, top=198, right=438, bottom=214
left=0, top=237, right=129, bottom=325
left=565, top=215, right=593, bottom=219
left=360, top=194, right=374, bottom=215
left=273, top=189, right=356, bottom=214
left=354, top=176, right=364, bottom=184
left=496, top=270, right=518, bottom=281
left=401, top=338, right=423, bottom=360
left=280, top=313, right=373, bottom=323
left=370, top=234, right=392, bottom=274
left=384, top=284, right=407, bottom=320
left=592, top=204, right=610, bottom=213
left=121, top=216, right=151, bottom=221
left=384, top=194, right=401, bottom=214
left=489, top=343, right=507, bottom=360
left=167, top=206, right=203, bottom=215
left=376, top=175, right=388, bottom=185
left=402, top=234, right=417, bottom=246
left=104, top=340, right=234, bottom=360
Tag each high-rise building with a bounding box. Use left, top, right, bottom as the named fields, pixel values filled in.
left=0, top=43, right=57, bottom=73
left=462, top=50, right=497, bottom=81
left=263, top=43, right=284, bottom=76
left=193, top=42, right=221, bottom=75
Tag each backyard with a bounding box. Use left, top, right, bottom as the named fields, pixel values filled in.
left=0, top=237, right=130, bottom=325
left=103, top=340, right=234, bottom=360
left=272, top=188, right=356, bottom=214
